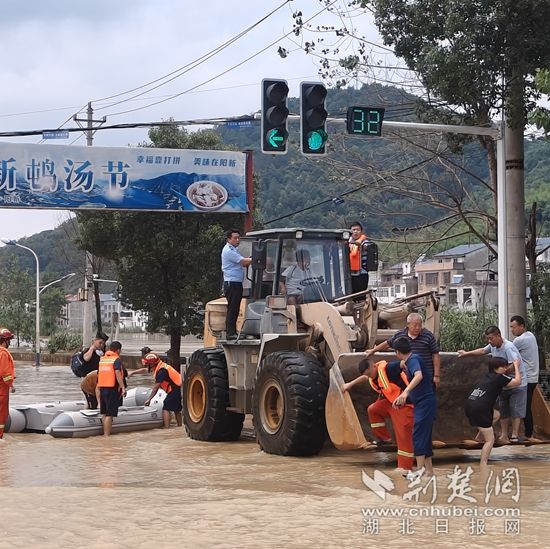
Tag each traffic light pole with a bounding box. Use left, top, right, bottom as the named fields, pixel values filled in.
left=262, top=113, right=507, bottom=332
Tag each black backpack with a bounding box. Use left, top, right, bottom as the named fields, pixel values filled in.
left=70, top=352, right=96, bottom=378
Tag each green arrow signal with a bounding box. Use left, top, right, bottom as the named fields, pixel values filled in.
left=267, top=128, right=287, bottom=149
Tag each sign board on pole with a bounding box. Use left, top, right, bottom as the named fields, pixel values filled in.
left=224, top=120, right=253, bottom=128
left=42, top=130, right=70, bottom=140
left=0, top=142, right=248, bottom=212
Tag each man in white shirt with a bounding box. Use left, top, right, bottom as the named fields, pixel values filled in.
left=280, top=249, right=311, bottom=305
left=510, top=315, right=540, bottom=442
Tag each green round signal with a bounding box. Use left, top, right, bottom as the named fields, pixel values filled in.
left=307, top=129, right=328, bottom=151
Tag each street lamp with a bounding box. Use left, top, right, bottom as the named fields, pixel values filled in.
left=1, top=239, right=40, bottom=368
left=40, top=272, right=76, bottom=295
left=92, top=276, right=121, bottom=340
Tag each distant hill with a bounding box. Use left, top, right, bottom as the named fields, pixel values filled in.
left=0, top=219, right=116, bottom=292
left=1, top=83, right=549, bottom=272
left=215, top=83, right=550, bottom=243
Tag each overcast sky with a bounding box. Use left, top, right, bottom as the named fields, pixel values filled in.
left=0, top=0, right=389, bottom=241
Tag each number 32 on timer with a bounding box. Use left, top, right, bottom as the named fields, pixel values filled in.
left=346, top=106, right=385, bottom=136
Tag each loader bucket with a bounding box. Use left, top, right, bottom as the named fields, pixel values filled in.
left=325, top=363, right=371, bottom=450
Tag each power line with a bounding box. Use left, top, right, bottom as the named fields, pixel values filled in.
left=102, top=1, right=339, bottom=118
left=264, top=156, right=434, bottom=225
left=93, top=0, right=294, bottom=111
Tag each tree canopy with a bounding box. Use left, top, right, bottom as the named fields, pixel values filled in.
left=77, top=126, right=246, bottom=361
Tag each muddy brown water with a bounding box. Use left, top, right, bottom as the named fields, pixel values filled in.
left=2, top=363, right=550, bottom=548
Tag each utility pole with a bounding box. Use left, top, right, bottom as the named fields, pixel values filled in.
left=82, top=253, right=94, bottom=346
left=504, top=77, right=527, bottom=326
left=74, top=102, right=107, bottom=344
left=283, top=115, right=511, bottom=333
left=73, top=102, right=106, bottom=146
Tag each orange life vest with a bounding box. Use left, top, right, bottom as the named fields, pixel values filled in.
left=368, top=360, right=409, bottom=404
left=153, top=361, right=182, bottom=394
left=97, top=351, right=120, bottom=389
left=0, top=346, right=15, bottom=387
left=349, top=234, right=367, bottom=272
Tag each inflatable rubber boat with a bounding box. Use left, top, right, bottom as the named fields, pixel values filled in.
left=6, top=386, right=154, bottom=433
left=45, top=389, right=167, bottom=438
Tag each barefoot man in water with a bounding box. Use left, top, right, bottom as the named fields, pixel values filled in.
left=0, top=328, right=16, bottom=440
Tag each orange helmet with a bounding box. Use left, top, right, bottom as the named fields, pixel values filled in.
left=0, top=328, right=14, bottom=340
left=143, top=353, right=160, bottom=366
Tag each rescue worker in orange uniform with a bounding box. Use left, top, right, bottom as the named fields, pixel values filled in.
left=343, top=356, right=415, bottom=472
left=143, top=353, right=183, bottom=429
left=0, top=328, right=16, bottom=440
left=348, top=221, right=369, bottom=295
left=97, top=340, right=126, bottom=436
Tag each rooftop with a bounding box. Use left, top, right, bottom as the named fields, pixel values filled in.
left=433, top=243, right=486, bottom=258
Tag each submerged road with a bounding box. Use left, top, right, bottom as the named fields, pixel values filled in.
left=2, top=364, right=550, bottom=548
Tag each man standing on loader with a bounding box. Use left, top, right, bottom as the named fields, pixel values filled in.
left=343, top=357, right=414, bottom=472
left=221, top=229, right=252, bottom=339
left=348, top=221, right=370, bottom=295
left=366, top=312, right=441, bottom=388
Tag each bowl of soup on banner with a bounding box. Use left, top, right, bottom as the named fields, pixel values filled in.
left=186, top=181, right=228, bottom=211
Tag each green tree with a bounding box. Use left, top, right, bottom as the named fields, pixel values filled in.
left=293, top=0, right=550, bottom=317
left=40, top=287, right=67, bottom=336
left=530, top=68, right=550, bottom=133
left=0, top=256, right=34, bottom=345
left=77, top=125, right=246, bottom=364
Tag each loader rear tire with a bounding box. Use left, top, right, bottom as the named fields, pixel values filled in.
left=183, top=348, right=244, bottom=441
left=252, top=351, right=328, bottom=456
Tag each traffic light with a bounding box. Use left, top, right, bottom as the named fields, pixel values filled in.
left=261, top=78, right=289, bottom=154
left=346, top=106, right=385, bottom=136
left=300, top=82, right=328, bottom=156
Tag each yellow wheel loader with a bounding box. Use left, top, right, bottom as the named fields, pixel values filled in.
left=182, top=228, right=443, bottom=456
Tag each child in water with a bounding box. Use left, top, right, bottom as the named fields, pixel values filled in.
left=464, top=357, right=521, bottom=466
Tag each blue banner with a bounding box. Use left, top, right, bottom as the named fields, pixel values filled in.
left=0, top=142, right=248, bottom=212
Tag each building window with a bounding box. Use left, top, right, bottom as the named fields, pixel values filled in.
left=378, top=288, right=389, bottom=297
left=449, top=289, right=458, bottom=305
left=443, top=272, right=451, bottom=284
left=463, top=288, right=472, bottom=305
left=426, top=273, right=439, bottom=286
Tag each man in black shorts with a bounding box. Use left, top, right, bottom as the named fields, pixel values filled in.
left=97, top=341, right=126, bottom=436
left=465, top=357, right=521, bottom=466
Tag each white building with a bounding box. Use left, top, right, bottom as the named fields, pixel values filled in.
left=62, top=293, right=147, bottom=332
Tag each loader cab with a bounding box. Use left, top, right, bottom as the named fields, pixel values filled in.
left=242, top=228, right=353, bottom=305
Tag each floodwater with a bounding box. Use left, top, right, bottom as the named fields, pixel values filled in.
left=2, top=363, right=550, bottom=548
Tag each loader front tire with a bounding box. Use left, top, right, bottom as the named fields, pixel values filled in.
left=183, top=348, right=244, bottom=441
